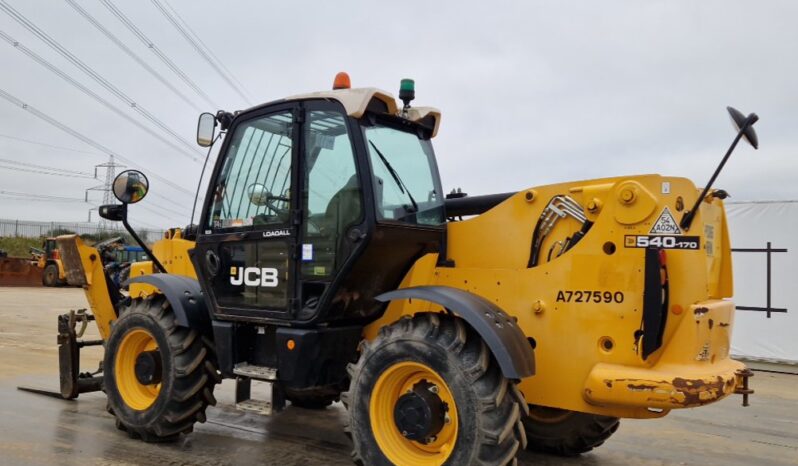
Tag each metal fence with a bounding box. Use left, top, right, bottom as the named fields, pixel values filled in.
left=0, top=218, right=164, bottom=241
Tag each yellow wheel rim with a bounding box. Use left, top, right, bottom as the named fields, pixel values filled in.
left=115, top=328, right=161, bottom=411
left=370, top=362, right=458, bottom=466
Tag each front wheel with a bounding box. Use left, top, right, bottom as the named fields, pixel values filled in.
left=104, top=296, right=220, bottom=442
left=522, top=405, right=620, bottom=456
left=343, top=314, right=527, bottom=466
left=43, top=264, right=60, bottom=287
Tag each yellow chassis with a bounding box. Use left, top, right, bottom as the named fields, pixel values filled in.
left=60, top=174, right=750, bottom=421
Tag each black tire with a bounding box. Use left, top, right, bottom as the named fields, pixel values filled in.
left=343, top=314, right=528, bottom=466
left=285, top=386, right=340, bottom=410
left=522, top=405, right=620, bottom=456
left=104, top=296, right=220, bottom=442
left=43, top=264, right=59, bottom=287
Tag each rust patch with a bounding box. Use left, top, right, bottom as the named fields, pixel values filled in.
left=709, top=318, right=714, bottom=329
left=719, top=322, right=730, bottom=328
left=671, top=376, right=726, bottom=407
left=694, top=307, right=709, bottom=317
left=627, top=383, right=658, bottom=391
left=604, top=380, right=613, bottom=388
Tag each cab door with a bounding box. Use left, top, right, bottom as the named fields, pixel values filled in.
left=195, top=104, right=299, bottom=321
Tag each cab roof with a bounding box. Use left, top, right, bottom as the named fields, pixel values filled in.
left=246, top=87, right=441, bottom=137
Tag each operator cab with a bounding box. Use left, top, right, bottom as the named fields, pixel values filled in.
left=193, top=75, right=445, bottom=325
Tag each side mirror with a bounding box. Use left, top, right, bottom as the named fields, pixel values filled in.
left=112, top=170, right=149, bottom=204
left=197, top=112, right=217, bottom=147
left=247, top=183, right=270, bottom=206
left=727, top=106, right=759, bottom=149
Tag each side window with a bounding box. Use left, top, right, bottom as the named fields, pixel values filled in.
left=208, top=112, right=293, bottom=229
left=301, top=111, right=361, bottom=278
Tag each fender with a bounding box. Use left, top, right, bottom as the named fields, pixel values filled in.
left=129, top=274, right=211, bottom=335
left=376, top=285, right=535, bottom=380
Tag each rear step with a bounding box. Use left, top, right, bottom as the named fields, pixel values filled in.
left=233, top=364, right=283, bottom=416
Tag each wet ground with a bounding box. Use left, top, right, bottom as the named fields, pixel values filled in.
left=1, top=287, right=796, bottom=465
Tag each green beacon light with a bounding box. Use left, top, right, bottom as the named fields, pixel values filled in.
left=399, top=78, right=415, bottom=115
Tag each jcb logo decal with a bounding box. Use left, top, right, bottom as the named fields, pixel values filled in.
left=230, top=267, right=279, bottom=287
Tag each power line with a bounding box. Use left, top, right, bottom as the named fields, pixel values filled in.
left=0, top=87, right=196, bottom=198
left=99, top=0, right=220, bottom=109
left=0, top=157, right=95, bottom=176
left=150, top=0, right=252, bottom=104
left=0, top=164, right=96, bottom=179
left=0, top=133, right=99, bottom=154
left=63, top=0, right=202, bottom=113
left=0, top=1, right=204, bottom=160
left=0, top=189, right=87, bottom=203
left=0, top=29, right=201, bottom=164
left=160, top=0, right=252, bottom=102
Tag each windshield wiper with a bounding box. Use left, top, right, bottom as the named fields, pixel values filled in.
left=368, top=140, right=418, bottom=212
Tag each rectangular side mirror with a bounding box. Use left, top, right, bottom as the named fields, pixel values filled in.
left=197, top=112, right=217, bottom=147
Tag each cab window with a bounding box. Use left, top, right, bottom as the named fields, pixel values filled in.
left=364, top=124, right=444, bottom=225
left=207, top=112, right=293, bottom=230
left=301, top=111, right=362, bottom=277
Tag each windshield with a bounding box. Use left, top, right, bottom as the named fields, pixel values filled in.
left=364, top=124, right=444, bottom=225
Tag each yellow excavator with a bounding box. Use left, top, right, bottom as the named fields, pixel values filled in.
left=36, top=74, right=757, bottom=465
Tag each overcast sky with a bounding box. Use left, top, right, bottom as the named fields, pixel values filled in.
left=0, top=0, right=795, bottom=230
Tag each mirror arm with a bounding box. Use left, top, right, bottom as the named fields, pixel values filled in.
left=680, top=118, right=751, bottom=231
left=118, top=204, right=166, bottom=273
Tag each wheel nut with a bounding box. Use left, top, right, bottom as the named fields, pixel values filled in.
left=428, top=385, right=439, bottom=394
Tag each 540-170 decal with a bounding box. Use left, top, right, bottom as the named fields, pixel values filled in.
left=624, top=235, right=701, bottom=250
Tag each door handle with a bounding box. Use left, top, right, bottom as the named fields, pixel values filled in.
left=205, top=249, right=220, bottom=277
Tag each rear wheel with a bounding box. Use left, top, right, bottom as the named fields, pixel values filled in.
left=522, top=405, right=620, bottom=456
left=43, top=264, right=60, bottom=287
left=343, top=314, right=527, bottom=466
left=104, top=296, right=219, bottom=442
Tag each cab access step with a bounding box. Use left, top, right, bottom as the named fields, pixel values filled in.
left=233, top=363, right=283, bottom=416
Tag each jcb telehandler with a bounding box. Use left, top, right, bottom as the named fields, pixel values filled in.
left=42, top=74, right=758, bottom=465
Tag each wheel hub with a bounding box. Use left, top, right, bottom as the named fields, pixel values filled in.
left=393, top=380, right=447, bottom=443
left=134, top=350, right=162, bottom=385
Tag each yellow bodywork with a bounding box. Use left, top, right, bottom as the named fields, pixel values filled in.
left=60, top=174, right=746, bottom=421
left=57, top=235, right=117, bottom=339
left=57, top=229, right=196, bottom=340
left=128, top=229, right=197, bottom=298
left=365, top=174, right=745, bottom=419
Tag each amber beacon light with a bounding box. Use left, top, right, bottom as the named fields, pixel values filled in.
left=333, top=72, right=351, bottom=89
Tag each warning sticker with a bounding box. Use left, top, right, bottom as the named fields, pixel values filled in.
left=649, top=207, right=682, bottom=235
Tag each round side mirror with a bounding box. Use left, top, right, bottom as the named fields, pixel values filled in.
left=113, top=170, right=149, bottom=204
left=247, top=183, right=270, bottom=206
left=197, top=112, right=217, bottom=147
left=727, top=106, right=759, bottom=149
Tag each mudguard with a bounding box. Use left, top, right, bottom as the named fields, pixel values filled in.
left=128, top=274, right=211, bottom=335
left=376, top=285, right=535, bottom=380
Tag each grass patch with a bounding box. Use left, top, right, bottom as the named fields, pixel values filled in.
left=0, top=236, right=44, bottom=257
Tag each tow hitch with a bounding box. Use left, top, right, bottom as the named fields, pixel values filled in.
left=734, top=368, right=754, bottom=407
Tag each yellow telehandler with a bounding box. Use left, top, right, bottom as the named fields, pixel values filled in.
left=37, top=74, right=757, bottom=465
